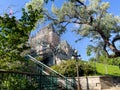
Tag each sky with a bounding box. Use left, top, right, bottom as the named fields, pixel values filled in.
left=0, top=0, right=120, bottom=60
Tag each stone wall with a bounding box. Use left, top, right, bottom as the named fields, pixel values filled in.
left=73, top=76, right=120, bottom=90
left=100, top=76, right=120, bottom=90
left=79, top=76, right=101, bottom=90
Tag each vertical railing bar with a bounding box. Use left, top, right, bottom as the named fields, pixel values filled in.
left=19, top=74, right=21, bottom=90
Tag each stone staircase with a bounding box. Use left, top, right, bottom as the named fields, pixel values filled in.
left=26, top=54, right=77, bottom=90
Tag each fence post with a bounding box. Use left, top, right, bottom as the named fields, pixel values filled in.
left=66, top=78, right=68, bottom=90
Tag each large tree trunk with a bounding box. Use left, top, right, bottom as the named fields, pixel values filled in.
left=106, top=42, right=120, bottom=58
left=98, top=30, right=120, bottom=58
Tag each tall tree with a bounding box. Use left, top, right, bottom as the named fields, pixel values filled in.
left=43, top=0, right=120, bottom=58
left=0, top=5, right=43, bottom=69
left=26, top=0, right=120, bottom=58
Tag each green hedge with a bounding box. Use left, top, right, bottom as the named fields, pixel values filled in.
left=51, top=60, right=95, bottom=77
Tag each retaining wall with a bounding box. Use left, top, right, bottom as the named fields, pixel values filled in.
left=74, top=76, right=120, bottom=90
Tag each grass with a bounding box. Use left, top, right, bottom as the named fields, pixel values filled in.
left=91, top=62, right=120, bottom=76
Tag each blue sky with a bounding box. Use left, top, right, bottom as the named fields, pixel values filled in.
left=0, top=0, right=29, bottom=18
left=0, top=0, right=120, bottom=60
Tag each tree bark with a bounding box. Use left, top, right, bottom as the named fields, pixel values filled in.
left=98, top=29, right=120, bottom=58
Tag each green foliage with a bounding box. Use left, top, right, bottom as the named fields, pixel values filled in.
left=89, top=55, right=120, bottom=66
left=35, top=56, right=43, bottom=61
left=41, top=0, right=120, bottom=58
left=86, top=42, right=105, bottom=60
left=26, top=0, right=44, bottom=11
left=98, top=55, right=120, bottom=66
left=90, top=62, right=120, bottom=76
left=50, top=0, right=120, bottom=35
left=0, top=5, right=43, bottom=70
left=26, top=0, right=120, bottom=58
left=51, top=60, right=95, bottom=77
left=1, top=74, right=38, bottom=90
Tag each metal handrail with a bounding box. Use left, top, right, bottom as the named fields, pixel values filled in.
left=27, top=54, right=66, bottom=77
left=26, top=54, right=77, bottom=89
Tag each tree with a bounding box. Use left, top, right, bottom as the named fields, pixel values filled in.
left=40, top=0, right=120, bottom=58
left=0, top=5, right=43, bottom=70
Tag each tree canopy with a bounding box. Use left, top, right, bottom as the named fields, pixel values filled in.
left=31, top=0, right=120, bottom=58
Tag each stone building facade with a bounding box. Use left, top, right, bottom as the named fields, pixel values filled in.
left=29, top=25, right=74, bottom=66
left=30, top=25, right=60, bottom=53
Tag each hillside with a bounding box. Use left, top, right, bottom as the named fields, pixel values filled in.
left=93, top=63, right=120, bottom=76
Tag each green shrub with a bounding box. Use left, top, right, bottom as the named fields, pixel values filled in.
left=51, top=60, right=95, bottom=77
left=0, top=74, right=38, bottom=90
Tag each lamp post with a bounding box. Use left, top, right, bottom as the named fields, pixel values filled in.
left=72, top=49, right=81, bottom=90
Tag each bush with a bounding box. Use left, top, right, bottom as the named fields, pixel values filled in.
left=51, top=60, right=95, bottom=77
left=0, top=74, right=38, bottom=90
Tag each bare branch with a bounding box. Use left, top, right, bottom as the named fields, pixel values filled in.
left=112, top=36, right=120, bottom=49
left=76, top=0, right=86, bottom=7
left=44, top=13, right=58, bottom=21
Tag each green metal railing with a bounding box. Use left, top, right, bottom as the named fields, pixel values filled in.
left=26, top=54, right=77, bottom=90
left=0, top=70, right=58, bottom=90
left=0, top=54, right=77, bottom=90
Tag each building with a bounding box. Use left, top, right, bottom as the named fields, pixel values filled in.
left=29, top=25, right=74, bottom=66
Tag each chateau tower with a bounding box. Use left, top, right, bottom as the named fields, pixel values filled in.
left=29, top=25, right=74, bottom=66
